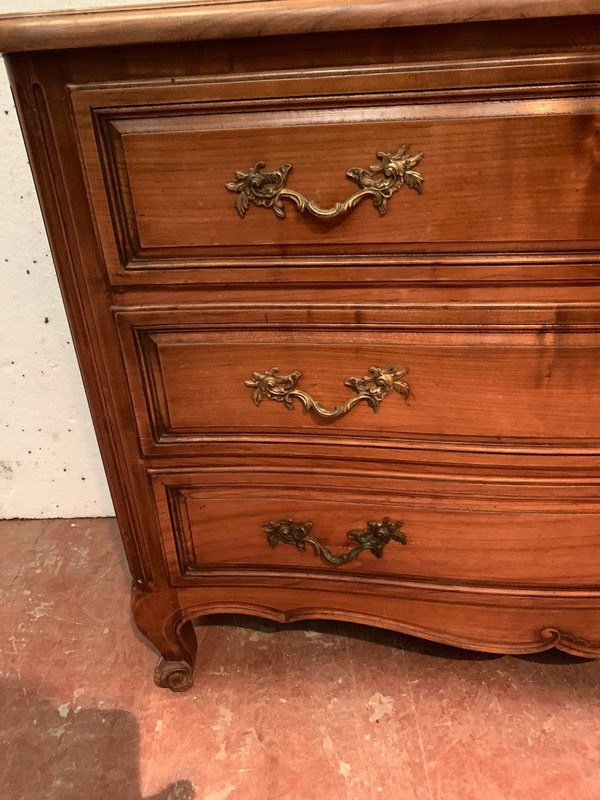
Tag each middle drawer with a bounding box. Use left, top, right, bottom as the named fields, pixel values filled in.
left=116, top=305, right=600, bottom=456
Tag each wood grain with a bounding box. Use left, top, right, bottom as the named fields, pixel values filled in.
left=1, top=0, right=600, bottom=54
left=72, top=58, right=600, bottom=280
left=5, top=8, right=600, bottom=689
left=113, top=106, right=600, bottom=248
left=117, top=308, right=600, bottom=453
left=151, top=467, right=600, bottom=589
left=133, top=582, right=600, bottom=660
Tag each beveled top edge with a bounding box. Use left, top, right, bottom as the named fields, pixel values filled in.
left=0, top=0, right=599, bottom=54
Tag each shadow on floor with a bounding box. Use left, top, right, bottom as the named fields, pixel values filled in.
left=197, top=613, right=592, bottom=664
left=0, top=678, right=194, bottom=800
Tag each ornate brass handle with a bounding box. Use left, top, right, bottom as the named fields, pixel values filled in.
left=263, top=517, right=406, bottom=566
left=245, top=364, right=409, bottom=420
left=226, top=146, right=423, bottom=220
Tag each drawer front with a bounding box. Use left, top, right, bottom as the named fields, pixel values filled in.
left=117, top=306, right=600, bottom=455
left=72, top=56, right=600, bottom=283
left=152, top=468, right=600, bottom=589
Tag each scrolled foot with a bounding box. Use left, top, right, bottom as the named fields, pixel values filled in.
left=155, top=658, right=194, bottom=692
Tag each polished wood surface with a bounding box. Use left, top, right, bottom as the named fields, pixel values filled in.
left=73, top=53, right=600, bottom=279
left=117, top=306, right=600, bottom=453
left=151, top=467, right=600, bottom=588
left=86, top=98, right=600, bottom=253
left=1, top=0, right=600, bottom=53
left=3, top=4, right=600, bottom=690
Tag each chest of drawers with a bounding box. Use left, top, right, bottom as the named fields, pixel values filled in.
left=3, top=0, right=600, bottom=691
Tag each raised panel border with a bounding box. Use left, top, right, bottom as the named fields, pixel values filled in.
left=71, top=54, right=600, bottom=284
left=150, top=464, right=600, bottom=594
left=115, top=303, right=600, bottom=456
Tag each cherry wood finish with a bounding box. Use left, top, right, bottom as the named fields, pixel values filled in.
left=72, top=53, right=600, bottom=281
left=3, top=2, right=600, bottom=691
left=1, top=0, right=599, bottom=54
left=82, top=89, right=600, bottom=260
left=117, top=306, right=600, bottom=454
left=151, top=466, right=600, bottom=588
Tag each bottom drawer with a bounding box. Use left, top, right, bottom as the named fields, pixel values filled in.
left=151, top=466, right=600, bottom=590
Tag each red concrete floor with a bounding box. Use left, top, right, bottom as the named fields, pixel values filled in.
left=1, top=519, right=600, bottom=800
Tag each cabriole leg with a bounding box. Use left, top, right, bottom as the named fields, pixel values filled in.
left=132, top=588, right=197, bottom=692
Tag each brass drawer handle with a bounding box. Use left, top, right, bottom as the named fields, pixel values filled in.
left=246, top=364, right=409, bottom=420
left=226, top=146, right=423, bottom=220
left=263, top=517, right=406, bottom=566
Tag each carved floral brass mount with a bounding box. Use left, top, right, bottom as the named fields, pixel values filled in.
left=226, top=146, right=423, bottom=220
left=263, top=517, right=406, bottom=566
left=245, top=365, right=410, bottom=421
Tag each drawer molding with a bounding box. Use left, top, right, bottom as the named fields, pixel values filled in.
left=263, top=516, right=406, bottom=566
left=8, top=2, right=600, bottom=695
left=74, top=63, right=600, bottom=281
left=117, top=307, right=600, bottom=455
left=153, top=467, right=600, bottom=591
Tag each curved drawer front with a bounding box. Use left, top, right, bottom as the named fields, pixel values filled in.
left=152, top=468, right=600, bottom=589
left=117, top=307, right=600, bottom=455
left=72, top=56, right=600, bottom=283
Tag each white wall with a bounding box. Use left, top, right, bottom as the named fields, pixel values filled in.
left=0, top=0, right=159, bottom=518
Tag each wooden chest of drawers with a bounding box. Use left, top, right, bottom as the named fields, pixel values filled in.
left=3, top=0, right=600, bottom=691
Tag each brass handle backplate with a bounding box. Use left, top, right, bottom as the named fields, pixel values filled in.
left=226, top=146, right=423, bottom=220
left=245, top=364, right=409, bottom=421
left=263, top=517, right=406, bottom=566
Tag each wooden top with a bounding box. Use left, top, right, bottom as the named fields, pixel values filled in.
left=0, top=0, right=599, bottom=54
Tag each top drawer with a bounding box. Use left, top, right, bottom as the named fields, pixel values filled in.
left=72, top=55, right=600, bottom=285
